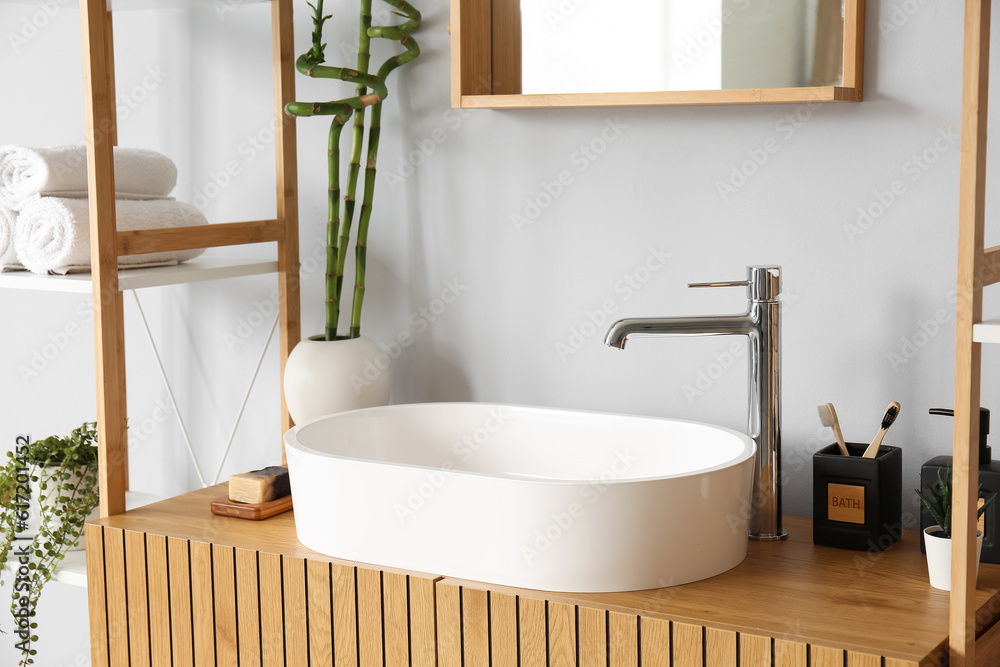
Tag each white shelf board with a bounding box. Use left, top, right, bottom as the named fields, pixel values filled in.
left=6, top=490, right=170, bottom=588
left=974, top=320, right=1000, bottom=345
left=0, top=257, right=278, bottom=294
left=110, top=0, right=270, bottom=8
left=0, top=0, right=269, bottom=9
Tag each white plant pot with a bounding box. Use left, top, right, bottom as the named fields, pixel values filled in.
left=25, top=466, right=99, bottom=552
left=924, top=526, right=984, bottom=591
left=283, top=335, right=391, bottom=424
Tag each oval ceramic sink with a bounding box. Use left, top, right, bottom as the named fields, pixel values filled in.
left=283, top=403, right=755, bottom=593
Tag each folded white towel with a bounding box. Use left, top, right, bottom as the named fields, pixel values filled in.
left=0, top=205, right=23, bottom=271
left=0, top=145, right=178, bottom=210
left=16, top=198, right=206, bottom=275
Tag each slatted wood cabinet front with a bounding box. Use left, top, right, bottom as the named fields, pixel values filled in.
left=434, top=582, right=916, bottom=667
left=86, top=522, right=933, bottom=667
left=85, top=525, right=438, bottom=667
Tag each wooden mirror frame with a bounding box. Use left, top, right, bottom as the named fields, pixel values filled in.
left=451, top=0, right=865, bottom=109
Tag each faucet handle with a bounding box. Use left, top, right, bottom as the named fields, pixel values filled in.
left=688, top=280, right=749, bottom=289
left=688, top=266, right=781, bottom=302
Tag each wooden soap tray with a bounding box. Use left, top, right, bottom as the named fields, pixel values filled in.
left=210, top=494, right=293, bottom=520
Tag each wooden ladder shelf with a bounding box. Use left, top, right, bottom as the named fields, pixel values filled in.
left=78, top=0, right=300, bottom=519
left=953, top=1, right=1000, bottom=664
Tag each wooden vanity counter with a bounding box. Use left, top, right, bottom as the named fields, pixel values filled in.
left=439, top=517, right=1000, bottom=666
left=85, top=486, right=1000, bottom=667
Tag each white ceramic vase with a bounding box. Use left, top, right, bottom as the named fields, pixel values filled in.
left=283, top=335, right=391, bottom=424
left=25, top=467, right=99, bottom=553
left=924, top=526, right=984, bottom=591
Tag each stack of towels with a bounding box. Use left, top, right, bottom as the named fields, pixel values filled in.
left=0, top=145, right=206, bottom=274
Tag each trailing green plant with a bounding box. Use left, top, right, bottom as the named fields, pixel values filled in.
left=916, top=467, right=995, bottom=539
left=0, top=422, right=99, bottom=665
left=285, top=0, right=421, bottom=341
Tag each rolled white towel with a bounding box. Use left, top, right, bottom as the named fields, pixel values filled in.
left=0, top=145, right=178, bottom=210
left=16, top=198, right=206, bottom=275
left=0, top=205, right=23, bottom=271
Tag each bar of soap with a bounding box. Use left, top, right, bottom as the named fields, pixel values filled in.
left=229, top=466, right=291, bottom=505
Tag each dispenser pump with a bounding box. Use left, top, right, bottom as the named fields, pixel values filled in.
left=929, top=407, right=992, bottom=465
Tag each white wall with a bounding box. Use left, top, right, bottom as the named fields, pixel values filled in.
left=0, top=0, right=993, bottom=662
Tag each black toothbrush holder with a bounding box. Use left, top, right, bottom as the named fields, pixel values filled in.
left=813, top=442, right=903, bottom=552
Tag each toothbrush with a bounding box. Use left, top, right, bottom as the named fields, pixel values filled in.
left=863, top=401, right=901, bottom=459
left=817, top=403, right=850, bottom=456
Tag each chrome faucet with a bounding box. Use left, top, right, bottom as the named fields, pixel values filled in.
left=604, top=266, right=786, bottom=541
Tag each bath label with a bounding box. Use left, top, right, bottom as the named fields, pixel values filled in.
left=828, top=483, right=865, bottom=524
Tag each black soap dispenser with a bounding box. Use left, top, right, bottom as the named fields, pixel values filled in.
left=921, top=407, right=1000, bottom=562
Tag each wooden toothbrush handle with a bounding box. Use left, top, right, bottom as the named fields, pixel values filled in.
left=832, top=423, right=849, bottom=456
left=863, top=429, right=886, bottom=458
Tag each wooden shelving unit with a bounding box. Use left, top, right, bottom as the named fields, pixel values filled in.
left=952, top=2, right=1000, bottom=665
left=74, top=0, right=300, bottom=517
left=0, top=0, right=304, bottom=658
left=0, top=0, right=300, bottom=601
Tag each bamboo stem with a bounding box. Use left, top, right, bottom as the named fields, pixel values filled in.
left=348, top=0, right=420, bottom=336
left=337, top=0, right=373, bottom=339
left=285, top=99, right=373, bottom=117
left=286, top=0, right=421, bottom=339
left=348, top=0, right=374, bottom=213
left=295, top=56, right=379, bottom=87
left=351, top=101, right=382, bottom=337
left=325, top=114, right=350, bottom=339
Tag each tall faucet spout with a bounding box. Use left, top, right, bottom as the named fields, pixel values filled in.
left=603, top=266, right=785, bottom=542
left=604, top=315, right=755, bottom=349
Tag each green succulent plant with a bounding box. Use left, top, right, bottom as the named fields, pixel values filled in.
left=916, top=467, right=995, bottom=539
left=0, top=422, right=100, bottom=665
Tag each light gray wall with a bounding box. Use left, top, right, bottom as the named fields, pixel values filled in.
left=0, top=0, right=992, bottom=662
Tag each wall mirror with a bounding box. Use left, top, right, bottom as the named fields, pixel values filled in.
left=450, top=0, right=864, bottom=108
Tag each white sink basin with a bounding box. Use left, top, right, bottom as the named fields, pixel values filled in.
left=283, top=403, right=755, bottom=593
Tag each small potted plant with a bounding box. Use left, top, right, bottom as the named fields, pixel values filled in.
left=282, top=0, right=422, bottom=424
left=0, top=421, right=100, bottom=665
left=916, top=467, right=994, bottom=591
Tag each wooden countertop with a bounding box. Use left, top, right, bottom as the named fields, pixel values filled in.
left=92, top=486, right=1000, bottom=664
left=443, top=516, right=1000, bottom=663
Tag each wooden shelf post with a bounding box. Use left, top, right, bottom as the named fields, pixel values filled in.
left=954, top=1, right=993, bottom=664
left=80, top=0, right=128, bottom=518
left=272, top=0, right=300, bottom=440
